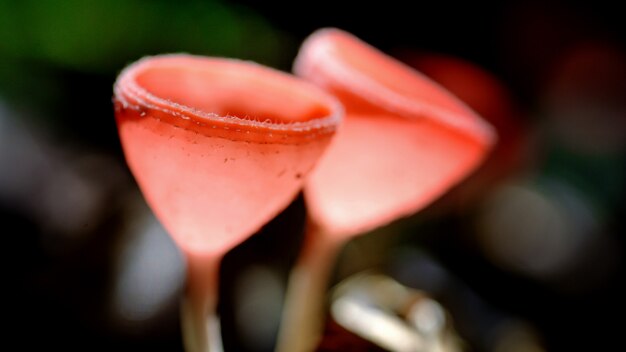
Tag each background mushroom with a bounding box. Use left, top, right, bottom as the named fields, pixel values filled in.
left=276, top=29, right=495, bottom=352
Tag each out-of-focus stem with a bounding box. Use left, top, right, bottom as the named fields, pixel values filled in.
left=276, top=223, right=343, bottom=352
left=181, top=253, right=223, bottom=352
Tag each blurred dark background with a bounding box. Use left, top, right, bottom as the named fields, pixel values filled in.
left=1, top=1, right=624, bottom=351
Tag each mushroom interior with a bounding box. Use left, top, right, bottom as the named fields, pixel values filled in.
left=135, top=57, right=333, bottom=124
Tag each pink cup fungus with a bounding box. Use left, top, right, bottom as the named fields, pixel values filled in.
left=276, top=29, right=495, bottom=352
left=113, top=54, right=342, bottom=352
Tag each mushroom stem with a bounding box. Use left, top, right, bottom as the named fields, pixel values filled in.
left=276, top=223, right=343, bottom=352
left=181, top=252, right=223, bottom=352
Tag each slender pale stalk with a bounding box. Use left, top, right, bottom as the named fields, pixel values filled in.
left=181, top=252, right=222, bottom=352
left=276, top=224, right=343, bottom=352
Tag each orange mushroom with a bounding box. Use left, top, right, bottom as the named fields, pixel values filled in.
left=113, top=55, right=341, bottom=352
left=276, top=29, right=495, bottom=352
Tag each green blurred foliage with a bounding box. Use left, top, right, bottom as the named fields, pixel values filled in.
left=0, top=0, right=291, bottom=72
left=542, top=146, right=626, bottom=215
left=0, top=0, right=292, bottom=132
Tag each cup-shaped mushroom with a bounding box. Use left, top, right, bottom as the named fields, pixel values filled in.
left=295, top=29, right=495, bottom=238
left=114, top=54, right=341, bottom=352
left=276, top=29, right=495, bottom=352
left=114, top=55, right=341, bottom=256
